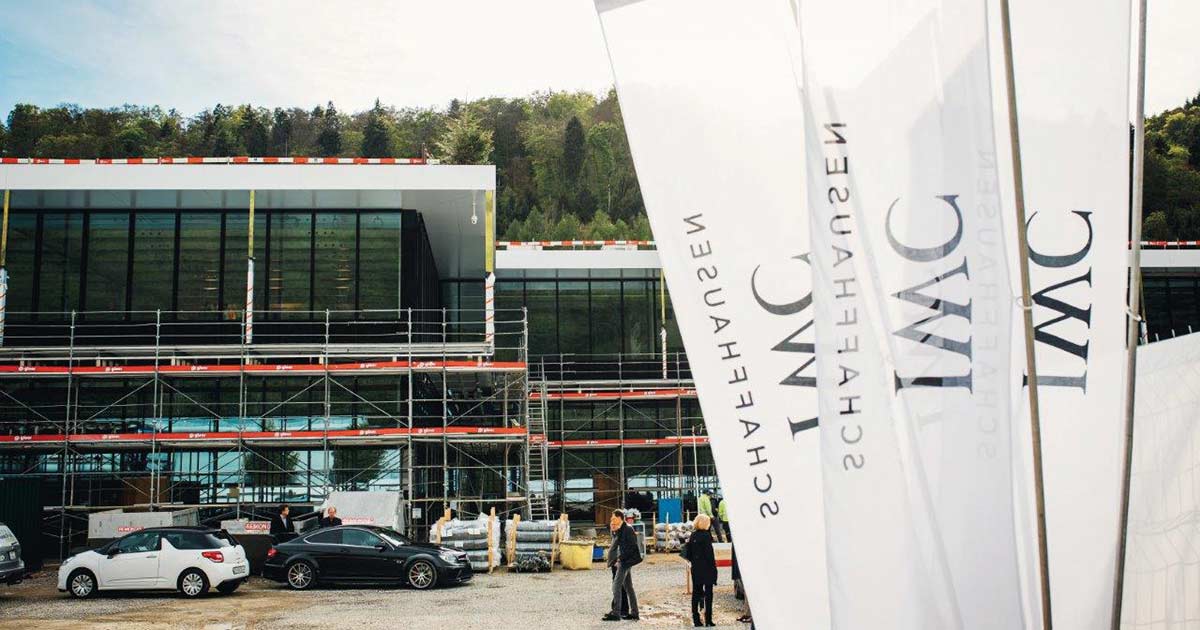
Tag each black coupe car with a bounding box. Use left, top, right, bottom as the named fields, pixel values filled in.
left=263, top=525, right=471, bottom=590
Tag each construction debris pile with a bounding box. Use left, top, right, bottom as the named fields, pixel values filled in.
left=654, top=521, right=694, bottom=552
left=506, top=516, right=569, bottom=571
left=431, top=512, right=500, bottom=572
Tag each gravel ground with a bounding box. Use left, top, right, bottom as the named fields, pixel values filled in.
left=0, top=554, right=750, bottom=630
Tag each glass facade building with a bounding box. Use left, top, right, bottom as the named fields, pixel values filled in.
left=5, top=207, right=439, bottom=322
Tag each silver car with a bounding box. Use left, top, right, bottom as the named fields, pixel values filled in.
left=0, top=523, right=24, bottom=585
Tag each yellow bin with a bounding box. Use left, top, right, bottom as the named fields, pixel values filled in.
left=560, top=540, right=594, bottom=570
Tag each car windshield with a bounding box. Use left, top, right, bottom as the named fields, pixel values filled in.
left=376, top=528, right=409, bottom=547
left=0, top=525, right=14, bottom=544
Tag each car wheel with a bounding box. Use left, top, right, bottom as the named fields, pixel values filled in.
left=286, top=560, right=316, bottom=590
left=216, top=581, right=240, bottom=595
left=407, top=560, right=437, bottom=590
left=178, top=568, right=209, bottom=598
left=67, top=569, right=97, bottom=599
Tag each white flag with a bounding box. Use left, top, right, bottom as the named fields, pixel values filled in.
left=1004, top=2, right=1132, bottom=628
left=1120, top=333, right=1200, bottom=630
left=798, top=1, right=1025, bottom=628
left=595, top=1, right=829, bottom=627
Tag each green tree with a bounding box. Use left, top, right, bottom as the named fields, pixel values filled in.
left=7, top=104, right=43, bottom=156
left=239, top=107, right=270, bottom=156
left=435, top=109, right=493, bottom=164
left=270, top=108, right=293, bottom=155
left=563, top=116, right=586, bottom=183
left=550, top=213, right=584, bottom=240
left=212, top=127, right=238, bottom=157
left=317, top=101, right=343, bottom=156
left=585, top=210, right=620, bottom=240
left=361, top=99, right=393, bottom=157
left=1187, top=123, right=1200, bottom=171
left=1143, top=211, right=1170, bottom=240
left=518, top=207, right=550, bottom=241
left=630, top=215, right=653, bottom=240
left=114, top=126, right=151, bottom=157
left=502, top=217, right=524, bottom=241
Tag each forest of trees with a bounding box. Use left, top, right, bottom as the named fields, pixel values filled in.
left=1143, top=91, right=1200, bottom=240
left=3, top=88, right=1200, bottom=240
left=0, top=90, right=648, bottom=240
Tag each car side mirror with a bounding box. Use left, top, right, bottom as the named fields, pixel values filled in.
left=375, top=543, right=388, bottom=552
left=107, top=548, right=120, bottom=558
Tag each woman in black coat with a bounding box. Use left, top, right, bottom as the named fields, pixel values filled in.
left=686, top=514, right=718, bottom=627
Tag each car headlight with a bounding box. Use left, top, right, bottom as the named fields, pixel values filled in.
left=438, top=551, right=461, bottom=564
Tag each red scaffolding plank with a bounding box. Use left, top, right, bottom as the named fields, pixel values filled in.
left=542, top=436, right=710, bottom=448
left=530, top=388, right=697, bottom=401
left=0, top=425, right=527, bottom=446
left=0, top=359, right=527, bottom=377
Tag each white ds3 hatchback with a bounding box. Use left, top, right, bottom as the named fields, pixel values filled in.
left=58, top=527, right=248, bottom=598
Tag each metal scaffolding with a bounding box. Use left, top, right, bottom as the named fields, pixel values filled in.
left=530, top=353, right=716, bottom=524
left=0, top=307, right=531, bottom=556
left=0, top=312, right=723, bottom=556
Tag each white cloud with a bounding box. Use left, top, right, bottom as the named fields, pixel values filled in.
left=1, top=0, right=616, bottom=114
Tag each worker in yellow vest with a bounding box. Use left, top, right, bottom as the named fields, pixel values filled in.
left=700, top=489, right=725, bottom=542
left=717, top=496, right=731, bottom=542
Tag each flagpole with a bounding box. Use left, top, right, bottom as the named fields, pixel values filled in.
left=1111, top=1, right=1148, bottom=627
left=998, top=1, right=1053, bottom=627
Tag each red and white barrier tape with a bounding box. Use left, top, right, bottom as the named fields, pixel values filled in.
left=496, top=240, right=655, bottom=249
left=1, top=156, right=438, bottom=165
left=1140, top=240, right=1200, bottom=248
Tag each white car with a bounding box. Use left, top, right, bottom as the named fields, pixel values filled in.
left=58, top=527, right=249, bottom=599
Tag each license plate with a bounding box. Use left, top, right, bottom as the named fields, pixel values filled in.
left=233, top=565, right=246, bottom=575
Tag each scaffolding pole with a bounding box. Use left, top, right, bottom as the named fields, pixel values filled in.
left=244, top=190, right=255, bottom=345
left=0, top=189, right=9, bottom=348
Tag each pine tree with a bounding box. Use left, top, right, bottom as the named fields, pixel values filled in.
left=563, top=116, right=586, bottom=183
left=361, top=99, right=392, bottom=157
left=270, top=108, right=292, bottom=155
left=434, top=109, right=493, bottom=164
left=6, top=104, right=42, bottom=156
left=317, top=101, right=342, bottom=156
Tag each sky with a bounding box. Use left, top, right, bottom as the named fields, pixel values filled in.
left=0, top=0, right=1196, bottom=119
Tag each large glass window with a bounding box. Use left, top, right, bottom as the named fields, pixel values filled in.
left=268, top=212, right=313, bottom=318
left=177, top=213, right=223, bottom=314
left=13, top=207, right=433, bottom=328
left=38, top=212, right=84, bottom=314
left=313, top=213, right=357, bottom=313
left=526, top=280, right=557, bottom=356
left=359, top=212, right=401, bottom=312
left=558, top=281, right=589, bottom=356
left=84, top=212, right=130, bottom=314
left=5, top=212, right=37, bottom=313
left=590, top=281, right=622, bottom=355
left=623, top=279, right=655, bottom=355
left=131, top=213, right=176, bottom=313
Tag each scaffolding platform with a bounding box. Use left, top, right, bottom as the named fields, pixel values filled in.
left=0, top=425, right=529, bottom=451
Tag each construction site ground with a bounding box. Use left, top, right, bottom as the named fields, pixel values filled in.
left=0, top=552, right=749, bottom=630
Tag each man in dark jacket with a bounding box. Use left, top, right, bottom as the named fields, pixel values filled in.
left=269, top=504, right=293, bottom=539
left=687, top=515, right=718, bottom=627
left=318, top=506, right=343, bottom=528
left=604, top=509, right=641, bottom=621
